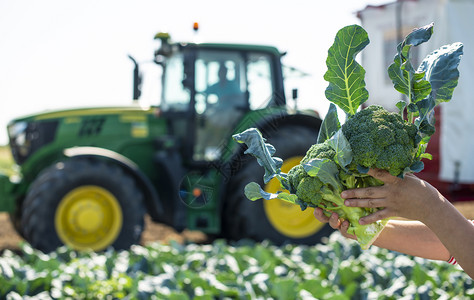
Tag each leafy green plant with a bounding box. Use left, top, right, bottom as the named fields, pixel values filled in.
left=0, top=234, right=472, bottom=299
left=233, top=23, right=463, bottom=249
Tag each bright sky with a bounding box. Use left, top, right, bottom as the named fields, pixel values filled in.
left=0, top=0, right=389, bottom=145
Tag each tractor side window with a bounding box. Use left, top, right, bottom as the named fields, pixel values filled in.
left=162, top=53, right=191, bottom=111
left=247, top=53, right=273, bottom=110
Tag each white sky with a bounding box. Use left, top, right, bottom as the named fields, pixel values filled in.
left=0, top=0, right=390, bottom=145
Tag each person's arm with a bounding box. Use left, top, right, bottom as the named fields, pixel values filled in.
left=340, top=169, right=474, bottom=278
left=371, top=220, right=451, bottom=261
left=314, top=210, right=451, bottom=261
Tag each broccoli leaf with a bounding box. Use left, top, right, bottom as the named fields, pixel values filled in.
left=303, top=158, right=342, bottom=191
left=233, top=128, right=289, bottom=188
left=395, top=100, right=407, bottom=118
left=324, top=25, right=369, bottom=116
left=244, top=182, right=298, bottom=204
left=317, top=103, right=341, bottom=144
left=388, top=23, right=433, bottom=106
left=419, top=42, right=464, bottom=105
left=327, top=129, right=353, bottom=168
left=415, top=42, right=464, bottom=136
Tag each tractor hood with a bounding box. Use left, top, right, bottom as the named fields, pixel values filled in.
left=7, top=105, right=159, bottom=165
left=8, top=105, right=155, bottom=123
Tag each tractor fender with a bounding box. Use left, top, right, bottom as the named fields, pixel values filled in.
left=63, top=146, right=164, bottom=220
left=257, top=112, right=322, bottom=136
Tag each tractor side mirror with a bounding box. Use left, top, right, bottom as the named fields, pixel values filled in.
left=128, top=55, right=142, bottom=100
left=292, top=88, right=298, bottom=100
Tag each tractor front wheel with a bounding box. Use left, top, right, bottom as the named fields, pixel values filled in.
left=21, top=159, right=145, bottom=252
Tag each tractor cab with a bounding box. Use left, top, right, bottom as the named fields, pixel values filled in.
left=148, top=33, right=287, bottom=163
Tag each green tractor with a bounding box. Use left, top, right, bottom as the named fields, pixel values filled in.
left=0, top=31, right=332, bottom=252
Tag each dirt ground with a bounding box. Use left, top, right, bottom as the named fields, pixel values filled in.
left=1, top=202, right=474, bottom=252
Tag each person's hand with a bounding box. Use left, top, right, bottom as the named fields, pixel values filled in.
left=313, top=208, right=357, bottom=240
left=342, top=168, right=443, bottom=225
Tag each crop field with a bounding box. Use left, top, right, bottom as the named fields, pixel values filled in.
left=1, top=233, right=473, bottom=299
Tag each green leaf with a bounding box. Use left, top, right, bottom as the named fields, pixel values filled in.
left=324, top=25, right=370, bottom=115
left=408, top=161, right=424, bottom=173
left=327, top=129, right=352, bottom=168
left=233, top=128, right=289, bottom=188
left=419, top=42, right=463, bottom=105
left=357, top=165, right=369, bottom=174
left=270, top=278, right=298, bottom=300
left=317, top=103, right=341, bottom=144
left=388, top=23, right=433, bottom=105
left=244, top=182, right=271, bottom=201
left=416, top=42, right=463, bottom=135
left=244, top=182, right=297, bottom=204
left=416, top=115, right=436, bottom=136
left=420, top=153, right=432, bottom=160
left=303, top=158, right=342, bottom=191
left=395, top=100, right=407, bottom=118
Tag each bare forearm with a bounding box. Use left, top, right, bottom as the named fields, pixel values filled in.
left=421, top=195, right=474, bottom=278
left=372, top=219, right=450, bottom=261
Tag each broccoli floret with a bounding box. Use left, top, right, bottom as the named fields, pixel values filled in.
left=342, top=105, right=419, bottom=176
left=287, top=140, right=335, bottom=206
left=295, top=176, right=323, bottom=206
left=287, top=139, right=337, bottom=206
left=301, top=142, right=337, bottom=164
left=287, top=165, right=306, bottom=193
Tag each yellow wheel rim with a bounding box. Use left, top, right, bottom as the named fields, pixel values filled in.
left=55, top=186, right=123, bottom=251
left=263, top=156, right=325, bottom=238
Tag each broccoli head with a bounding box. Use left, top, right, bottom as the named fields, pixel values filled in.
left=234, top=127, right=391, bottom=250
left=342, top=105, right=420, bottom=176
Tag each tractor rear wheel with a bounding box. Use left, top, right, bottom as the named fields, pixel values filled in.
left=224, top=125, right=333, bottom=245
left=21, top=159, right=145, bottom=252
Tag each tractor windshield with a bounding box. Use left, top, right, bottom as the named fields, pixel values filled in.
left=161, top=49, right=276, bottom=113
